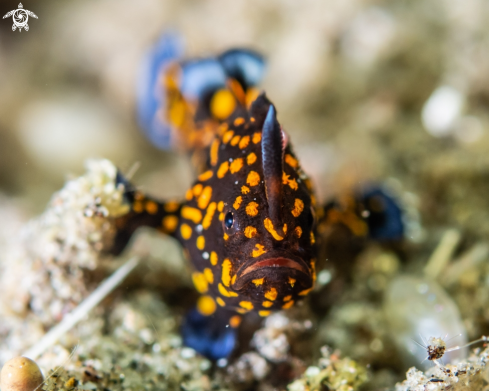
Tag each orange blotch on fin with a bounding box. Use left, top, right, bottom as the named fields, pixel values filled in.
left=264, top=287, right=278, bottom=301
left=247, top=152, right=257, bottom=165
left=292, top=199, right=305, bottom=217
left=244, top=226, right=257, bottom=238
left=247, top=171, right=260, bottom=187
left=217, top=161, right=229, bottom=178
left=264, top=218, right=284, bottom=241
left=180, top=224, right=192, bottom=240
left=239, top=135, right=250, bottom=149
left=230, top=158, right=244, bottom=174
left=233, top=196, right=242, bottom=210
left=210, top=139, right=220, bottom=166
left=252, top=244, right=267, bottom=257
left=198, top=170, right=213, bottom=181
left=197, top=186, right=213, bottom=209
left=246, top=202, right=259, bottom=217
left=252, top=132, right=262, bottom=144
left=181, top=206, right=203, bottom=224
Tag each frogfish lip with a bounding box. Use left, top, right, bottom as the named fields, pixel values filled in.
left=232, top=253, right=311, bottom=291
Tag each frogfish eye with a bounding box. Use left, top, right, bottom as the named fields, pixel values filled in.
left=224, top=212, right=234, bottom=229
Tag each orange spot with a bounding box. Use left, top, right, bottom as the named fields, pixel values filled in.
left=299, top=287, right=313, bottom=296
left=282, top=172, right=298, bottom=190
left=264, top=287, right=278, bottom=301
left=282, top=300, right=294, bottom=309
left=181, top=206, right=202, bottom=224
left=285, top=154, right=298, bottom=168
left=202, top=202, right=217, bottom=229
left=230, top=135, right=241, bottom=146
left=239, top=135, right=250, bottom=149
left=217, top=201, right=224, bottom=212
left=216, top=297, right=226, bottom=307
left=241, top=185, right=250, bottom=194
left=222, top=130, right=235, bottom=144
left=294, top=226, right=303, bottom=238
left=283, top=295, right=292, bottom=302
left=217, top=161, right=229, bottom=178
left=234, top=117, right=245, bottom=126
left=210, top=251, right=218, bottom=266
left=219, top=212, right=224, bottom=221
left=230, top=158, right=244, bottom=174
left=246, top=201, right=259, bottom=217
left=230, top=315, right=242, bottom=328
left=292, top=199, right=305, bottom=217
left=244, top=226, right=257, bottom=238
left=196, top=235, right=205, bottom=250
left=197, top=186, right=213, bottom=209
left=223, top=233, right=229, bottom=241
left=218, top=122, right=228, bottom=135
left=221, top=258, right=233, bottom=287
left=259, top=310, right=271, bottom=317
left=288, top=178, right=298, bottom=190
left=164, top=201, right=180, bottom=212
left=288, top=277, right=296, bottom=287
left=162, top=215, right=178, bottom=233
left=264, top=218, right=284, bottom=241
left=192, top=272, right=208, bottom=293
left=145, top=201, right=158, bottom=214
left=210, top=89, right=236, bottom=120
left=262, top=301, right=274, bottom=308
left=252, top=278, right=264, bottom=286
left=198, top=170, right=213, bottom=181
left=233, top=196, right=242, bottom=210
left=218, top=282, right=238, bottom=297
left=310, top=231, right=316, bottom=244
left=210, top=139, right=220, bottom=166
left=180, top=224, right=192, bottom=240
left=134, top=192, right=144, bottom=201
left=185, top=189, right=193, bottom=201
left=133, top=201, right=143, bottom=213
left=203, top=268, right=214, bottom=284
left=192, top=183, right=203, bottom=196
left=252, top=132, right=262, bottom=144
left=197, top=295, right=216, bottom=315
left=239, top=301, right=254, bottom=310
left=247, top=171, right=260, bottom=187
left=252, top=243, right=266, bottom=257
left=247, top=152, right=257, bottom=165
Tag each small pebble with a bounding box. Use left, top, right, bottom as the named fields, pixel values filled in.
left=0, top=356, right=44, bottom=391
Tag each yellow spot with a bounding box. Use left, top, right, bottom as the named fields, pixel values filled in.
left=192, top=272, right=208, bottom=293
left=217, top=201, right=224, bottom=212
left=244, top=226, right=257, bottom=238
left=236, top=308, right=247, bottom=314
left=218, top=282, right=238, bottom=297
left=283, top=224, right=288, bottom=234
left=252, top=278, right=264, bottom=286
left=252, top=243, right=266, bottom=257
left=196, top=235, right=205, bottom=250
left=203, top=268, right=214, bottom=284
left=310, top=231, right=316, bottom=244
left=250, top=117, right=256, bottom=122
left=133, top=201, right=143, bottom=213
left=292, top=198, right=305, bottom=217
left=239, top=135, right=250, bottom=149
left=144, top=201, right=158, bottom=214
left=230, top=158, right=244, bottom=174
left=299, top=287, right=313, bottom=296
left=234, top=117, right=245, bottom=126
left=247, top=152, right=257, bottom=165
left=285, top=154, right=299, bottom=168
left=198, top=170, right=213, bottom=182
left=283, top=295, right=292, bottom=302
left=233, top=196, right=242, bottom=210
left=282, top=300, right=294, bottom=309
left=210, top=89, right=236, bottom=120
left=262, top=301, right=274, bottom=308
left=246, top=201, right=259, bottom=217
left=197, top=186, right=213, bottom=209
left=210, top=139, right=220, bottom=166
left=239, top=301, right=254, bottom=310
left=230, top=135, right=241, bottom=146
left=259, top=310, right=271, bottom=317
left=197, top=295, right=216, bottom=316
left=162, top=215, right=179, bottom=233
left=202, top=202, right=217, bottom=229
left=264, top=287, right=278, bottom=301
left=181, top=206, right=202, bottom=224
left=231, top=274, right=236, bottom=285
left=288, top=277, right=296, bottom=287
left=230, top=315, right=242, bottom=328
left=241, top=185, right=250, bottom=194
left=294, top=226, right=303, bottom=238
left=221, top=258, right=232, bottom=287
left=223, top=232, right=229, bottom=240
left=216, top=297, right=226, bottom=307
left=252, top=132, right=262, bottom=144
left=181, top=224, right=192, bottom=240
left=192, top=183, right=203, bottom=196
left=165, top=201, right=180, bottom=212
left=217, top=161, right=229, bottom=178
left=247, top=171, right=260, bottom=186
left=185, top=189, right=193, bottom=201
left=223, top=130, right=235, bottom=144
left=264, top=218, right=284, bottom=241
left=288, top=178, right=298, bottom=190
left=210, top=251, right=218, bottom=266
left=219, top=212, right=224, bottom=221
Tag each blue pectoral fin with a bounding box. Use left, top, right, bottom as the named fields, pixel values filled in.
left=182, top=308, right=238, bottom=360
left=137, top=31, right=184, bottom=150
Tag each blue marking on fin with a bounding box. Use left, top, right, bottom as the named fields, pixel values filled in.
left=137, top=31, right=184, bottom=149
left=182, top=308, right=237, bottom=360
left=218, top=48, right=266, bottom=89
